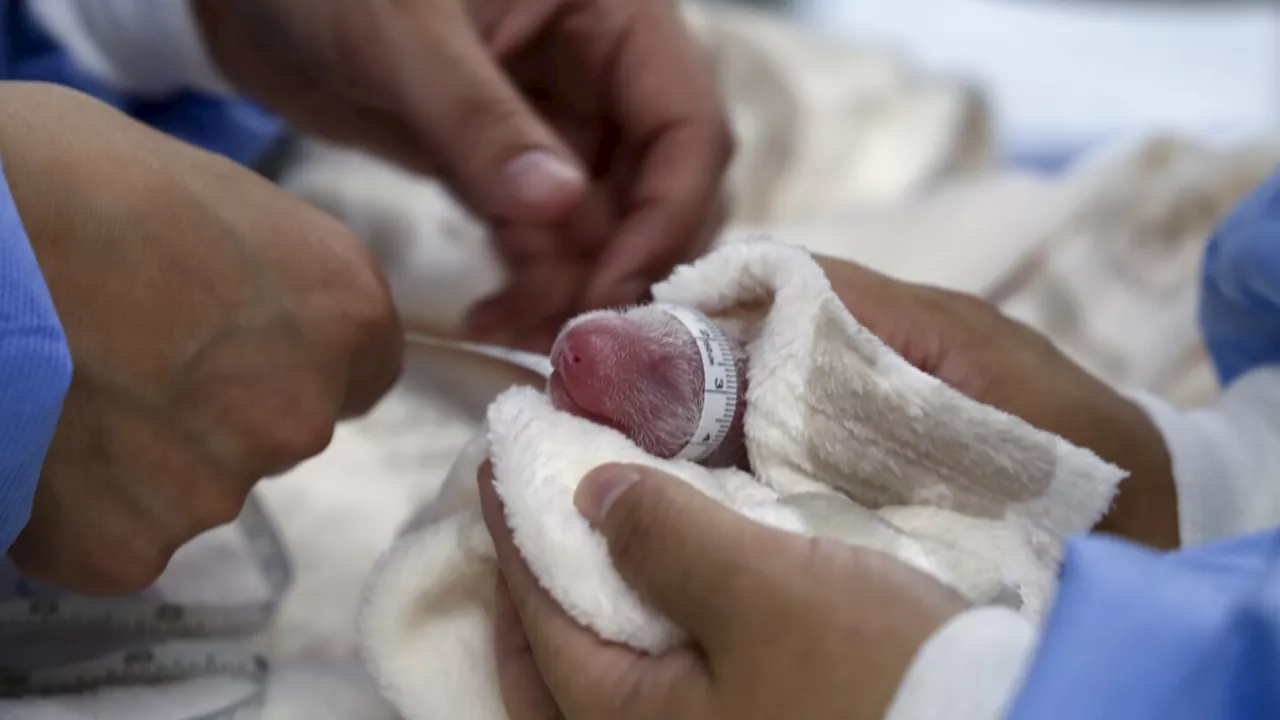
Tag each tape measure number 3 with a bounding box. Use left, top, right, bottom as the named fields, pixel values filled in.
left=653, top=304, right=741, bottom=463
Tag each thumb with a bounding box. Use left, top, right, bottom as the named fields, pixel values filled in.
left=387, top=2, right=586, bottom=223
left=575, top=463, right=785, bottom=653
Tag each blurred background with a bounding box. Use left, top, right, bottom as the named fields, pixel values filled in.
left=714, top=0, right=1280, bottom=171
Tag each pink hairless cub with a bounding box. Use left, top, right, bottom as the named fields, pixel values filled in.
left=547, top=305, right=750, bottom=469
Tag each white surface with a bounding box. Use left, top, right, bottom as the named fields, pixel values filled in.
left=794, top=0, right=1280, bottom=162
left=1130, top=367, right=1280, bottom=548
left=885, top=606, right=1035, bottom=720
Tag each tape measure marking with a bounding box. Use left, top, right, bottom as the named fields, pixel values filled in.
left=402, top=331, right=553, bottom=378
left=0, top=496, right=289, bottom=719
left=652, top=304, right=741, bottom=463
left=0, top=638, right=267, bottom=696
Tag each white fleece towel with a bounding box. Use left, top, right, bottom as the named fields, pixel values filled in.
left=359, top=240, right=1125, bottom=720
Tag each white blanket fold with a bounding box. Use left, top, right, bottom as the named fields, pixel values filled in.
left=360, top=240, right=1125, bottom=720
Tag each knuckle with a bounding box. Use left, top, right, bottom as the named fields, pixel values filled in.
left=600, top=665, right=663, bottom=718
left=257, top=406, right=337, bottom=472
left=231, top=379, right=339, bottom=474
left=324, top=236, right=399, bottom=350
left=919, top=287, right=1001, bottom=333
left=189, top=486, right=251, bottom=532
left=89, top=539, right=173, bottom=596
left=448, top=92, right=529, bottom=158
left=215, top=375, right=340, bottom=475
left=603, top=485, right=671, bottom=568
left=929, top=287, right=989, bottom=316
left=347, top=280, right=399, bottom=351
left=301, top=212, right=401, bottom=353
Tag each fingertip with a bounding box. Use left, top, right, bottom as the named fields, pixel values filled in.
left=575, top=464, right=646, bottom=526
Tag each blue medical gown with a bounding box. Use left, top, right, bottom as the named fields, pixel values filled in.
left=1200, top=165, right=1280, bottom=387
left=0, top=158, right=71, bottom=552
left=0, top=0, right=284, bottom=167
left=1007, top=533, right=1280, bottom=719
left=0, top=0, right=285, bottom=551
left=1008, top=164, right=1280, bottom=719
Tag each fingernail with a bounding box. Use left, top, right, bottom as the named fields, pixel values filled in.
left=575, top=465, right=643, bottom=525
left=502, top=151, right=585, bottom=212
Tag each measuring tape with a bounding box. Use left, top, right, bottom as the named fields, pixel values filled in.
left=0, top=495, right=289, bottom=718
left=402, top=331, right=553, bottom=378
left=652, top=304, right=742, bottom=463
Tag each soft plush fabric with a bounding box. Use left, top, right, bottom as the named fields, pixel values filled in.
left=359, top=239, right=1125, bottom=720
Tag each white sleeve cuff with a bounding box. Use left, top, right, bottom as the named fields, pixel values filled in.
left=27, top=0, right=235, bottom=97
left=1126, top=366, right=1280, bottom=547
left=884, top=606, right=1037, bottom=720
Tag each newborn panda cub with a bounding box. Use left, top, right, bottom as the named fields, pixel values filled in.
left=548, top=305, right=750, bottom=469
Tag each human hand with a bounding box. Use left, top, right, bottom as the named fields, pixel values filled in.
left=814, top=255, right=1179, bottom=549
left=194, top=0, right=732, bottom=351
left=479, top=461, right=967, bottom=720
left=1, top=82, right=402, bottom=594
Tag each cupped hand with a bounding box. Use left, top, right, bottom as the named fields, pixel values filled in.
left=814, top=255, right=1180, bottom=549
left=1, top=82, right=403, bottom=594
left=479, top=461, right=968, bottom=720
left=195, top=0, right=732, bottom=351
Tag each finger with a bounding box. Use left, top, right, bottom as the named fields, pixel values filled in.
left=493, top=575, right=561, bottom=720
left=479, top=461, right=628, bottom=681
left=190, top=16, right=446, bottom=179
left=269, top=208, right=404, bottom=421
left=339, top=309, right=405, bottom=419
left=478, top=461, right=711, bottom=718
left=811, top=254, right=908, bottom=316
left=474, top=0, right=561, bottom=58
left=558, top=182, right=618, bottom=255
left=462, top=257, right=589, bottom=345
left=492, top=223, right=561, bottom=262
left=577, top=3, right=733, bottom=309
left=811, top=254, right=966, bottom=374
left=574, top=463, right=796, bottom=655
left=386, top=1, right=587, bottom=225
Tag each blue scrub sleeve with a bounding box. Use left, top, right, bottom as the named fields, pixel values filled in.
left=1005, top=531, right=1280, bottom=720
left=0, top=157, right=73, bottom=552
left=1199, top=164, right=1280, bottom=387
left=1, top=0, right=285, bottom=168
